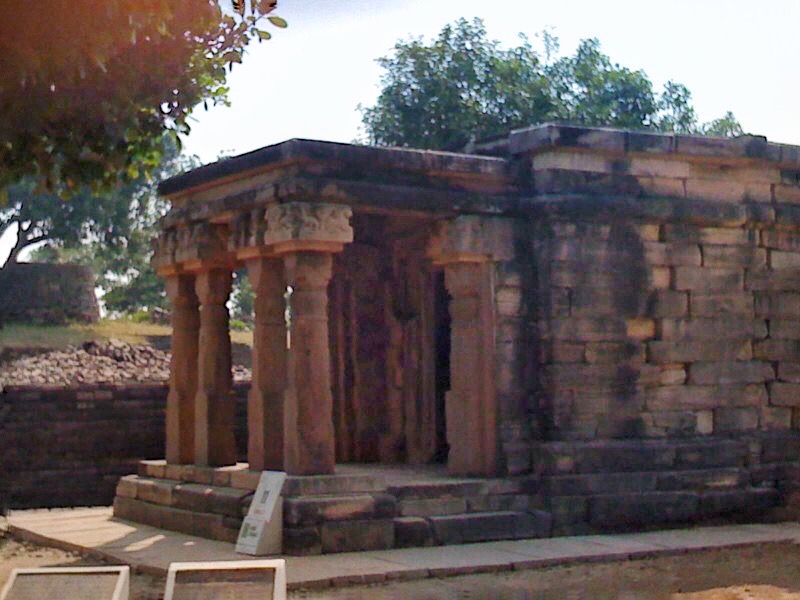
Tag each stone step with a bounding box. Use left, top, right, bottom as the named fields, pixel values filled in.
left=428, top=510, right=553, bottom=545
left=552, top=487, right=781, bottom=532
left=284, top=493, right=396, bottom=526
left=113, top=495, right=241, bottom=543
left=115, top=474, right=253, bottom=518
left=544, top=467, right=749, bottom=497
left=387, top=480, right=489, bottom=500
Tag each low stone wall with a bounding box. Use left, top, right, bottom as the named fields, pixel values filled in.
left=0, top=262, right=100, bottom=324
left=0, top=382, right=249, bottom=509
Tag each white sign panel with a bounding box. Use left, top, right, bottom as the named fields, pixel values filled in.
left=163, top=560, right=286, bottom=600
left=236, top=471, right=286, bottom=556
left=0, top=566, right=129, bottom=600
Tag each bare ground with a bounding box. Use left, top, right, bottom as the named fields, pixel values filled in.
left=3, top=524, right=800, bottom=599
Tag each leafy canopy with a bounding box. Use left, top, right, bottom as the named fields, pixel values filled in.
left=0, top=0, right=286, bottom=195
left=360, top=19, right=742, bottom=150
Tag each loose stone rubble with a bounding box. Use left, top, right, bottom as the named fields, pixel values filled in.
left=0, top=339, right=251, bottom=387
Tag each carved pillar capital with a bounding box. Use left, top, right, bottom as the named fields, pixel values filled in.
left=264, top=202, right=353, bottom=255
left=151, top=230, right=180, bottom=275
left=230, top=208, right=270, bottom=260
left=427, top=215, right=514, bottom=265
left=174, top=222, right=234, bottom=273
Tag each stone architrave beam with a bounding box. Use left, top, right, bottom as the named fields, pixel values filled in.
left=428, top=215, right=514, bottom=477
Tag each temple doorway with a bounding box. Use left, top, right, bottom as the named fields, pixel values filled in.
left=329, top=214, right=449, bottom=466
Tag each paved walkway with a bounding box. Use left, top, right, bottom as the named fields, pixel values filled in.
left=7, top=508, right=800, bottom=591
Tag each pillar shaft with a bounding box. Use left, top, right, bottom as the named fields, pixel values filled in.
left=443, top=261, right=498, bottom=476
left=165, top=275, right=199, bottom=464
left=246, top=257, right=288, bottom=471
left=194, top=268, right=236, bottom=467
left=283, top=252, right=336, bottom=475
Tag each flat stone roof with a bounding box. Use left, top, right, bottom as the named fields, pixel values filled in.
left=159, top=138, right=509, bottom=198
left=508, top=124, right=800, bottom=165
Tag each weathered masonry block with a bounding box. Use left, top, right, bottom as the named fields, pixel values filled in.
left=104, top=124, right=800, bottom=553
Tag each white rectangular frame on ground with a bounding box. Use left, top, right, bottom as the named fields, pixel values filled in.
left=164, top=560, right=286, bottom=600
left=0, top=566, right=130, bottom=600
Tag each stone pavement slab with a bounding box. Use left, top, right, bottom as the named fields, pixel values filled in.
left=8, top=507, right=800, bottom=591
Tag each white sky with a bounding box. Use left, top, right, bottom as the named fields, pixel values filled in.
left=3, top=0, right=799, bottom=263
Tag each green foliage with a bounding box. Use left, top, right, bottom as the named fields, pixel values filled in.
left=230, top=270, right=255, bottom=323
left=0, top=0, right=286, bottom=194
left=361, top=19, right=744, bottom=150
left=17, top=136, right=197, bottom=314
left=229, top=318, right=251, bottom=332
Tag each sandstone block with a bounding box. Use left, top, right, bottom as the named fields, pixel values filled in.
left=283, top=526, right=322, bottom=556
left=547, top=496, right=589, bottom=533
left=399, top=497, right=466, bottom=517
left=588, top=492, right=698, bottom=527
left=685, top=178, right=751, bottom=203
left=626, top=318, right=656, bottom=340
left=659, top=367, right=687, bottom=385
left=771, top=251, right=800, bottom=269
left=430, top=511, right=551, bottom=544
left=698, top=488, right=778, bottom=518
left=387, top=481, right=486, bottom=500
left=746, top=269, right=800, bottom=292
left=283, top=474, right=384, bottom=496
left=761, top=230, right=800, bottom=252
left=664, top=225, right=756, bottom=246
left=540, top=341, right=585, bottom=363
left=778, top=363, right=800, bottom=382
left=637, top=224, right=661, bottom=241
left=769, top=320, right=800, bottom=339
left=696, top=410, right=714, bottom=434
left=393, top=516, right=433, bottom=548
left=714, top=408, right=759, bottom=432
left=648, top=339, right=751, bottom=363
left=584, top=342, right=644, bottom=364
left=496, top=286, right=524, bottom=316
left=629, top=157, right=690, bottom=178
left=137, top=478, right=175, bottom=506
left=675, top=440, right=748, bottom=469
left=702, top=245, right=766, bottom=268
left=769, top=382, right=800, bottom=407
left=656, top=468, right=746, bottom=492
left=465, top=494, right=530, bottom=512
left=546, top=472, right=657, bottom=496
left=755, top=292, right=800, bottom=318
left=648, top=291, right=688, bottom=318
left=570, top=287, right=647, bottom=317
left=575, top=441, right=675, bottom=473
left=320, top=519, right=394, bottom=553
left=115, top=475, right=139, bottom=499
left=660, top=318, right=766, bottom=340
left=760, top=406, right=792, bottom=430
left=754, top=339, right=800, bottom=361
left=774, top=184, right=800, bottom=204
left=139, top=460, right=167, bottom=479
left=674, top=267, right=743, bottom=291
left=652, top=266, right=671, bottom=288
left=687, top=361, right=774, bottom=385
left=538, top=318, right=628, bottom=342
left=637, top=175, right=686, bottom=198
left=172, top=483, right=213, bottom=513
left=643, top=242, right=701, bottom=266
left=285, top=494, right=377, bottom=526
left=690, top=292, right=753, bottom=317
left=645, top=384, right=766, bottom=411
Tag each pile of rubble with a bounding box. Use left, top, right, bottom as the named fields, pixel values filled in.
left=0, top=339, right=251, bottom=387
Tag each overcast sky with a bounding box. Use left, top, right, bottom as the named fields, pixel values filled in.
left=3, top=0, right=799, bottom=264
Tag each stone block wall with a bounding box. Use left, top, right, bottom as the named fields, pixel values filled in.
left=0, top=263, right=100, bottom=324
left=521, top=139, right=800, bottom=444
left=0, top=383, right=250, bottom=509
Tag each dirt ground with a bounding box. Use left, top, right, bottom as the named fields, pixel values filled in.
left=4, top=527, right=800, bottom=599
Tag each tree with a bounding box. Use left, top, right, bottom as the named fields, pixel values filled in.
left=360, top=19, right=743, bottom=150
left=0, top=0, right=286, bottom=195
left=20, top=137, right=198, bottom=313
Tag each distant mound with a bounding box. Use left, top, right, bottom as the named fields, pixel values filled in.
left=0, top=338, right=251, bottom=387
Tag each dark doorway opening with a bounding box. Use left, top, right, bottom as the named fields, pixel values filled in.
left=433, top=270, right=451, bottom=464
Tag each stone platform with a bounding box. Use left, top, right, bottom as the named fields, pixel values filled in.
left=8, top=508, right=800, bottom=591
left=113, top=462, right=551, bottom=555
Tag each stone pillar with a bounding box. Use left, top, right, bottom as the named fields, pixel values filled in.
left=164, top=274, right=199, bottom=464
left=194, top=267, right=236, bottom=467
left=429, top=216, right=514, bottom=477
left=245, top=256, right=287, bottom=471
left=264, top=202, right=354, bottom=475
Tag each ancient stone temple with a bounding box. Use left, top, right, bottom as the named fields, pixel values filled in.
left=115, top=124, right=800, bottom=555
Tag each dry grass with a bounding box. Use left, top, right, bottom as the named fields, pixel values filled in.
left=0, top=319, right=252, bottom=352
